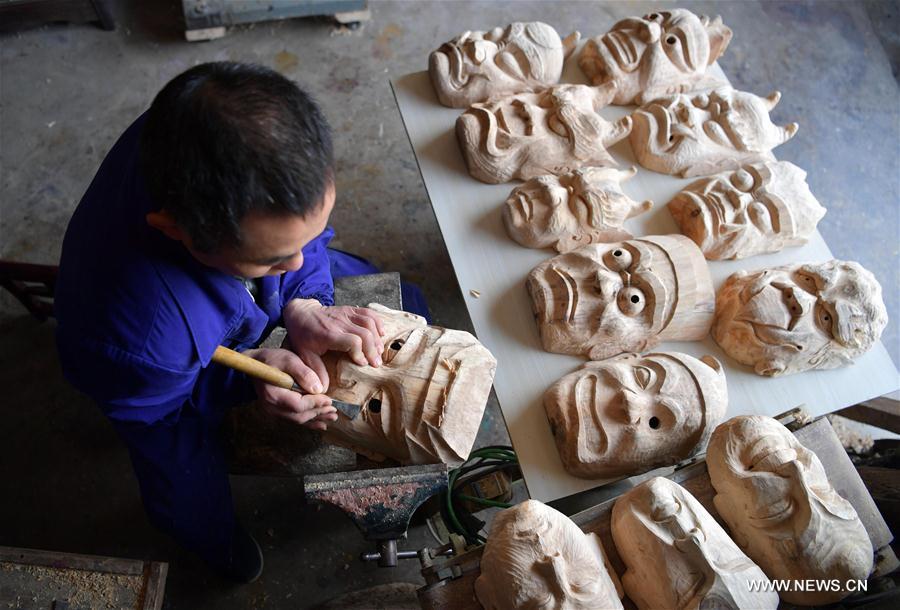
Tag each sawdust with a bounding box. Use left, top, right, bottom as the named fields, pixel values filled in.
left=0, top=561, right=145, bottom=609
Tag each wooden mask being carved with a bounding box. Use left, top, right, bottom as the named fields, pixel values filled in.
left=579, top=9, right=732, bottom=105
left=456, top=83, right=633, bottom=184
left=544, top=352, right=726, bottom=479
left=429, top=22, right=579, bottom=108
left=668, top=160, right=826, bottom=260
left=526, top=235, right=715, bottom=359
left=612, top=477, right=778, bottom=610
left=502, top=166, right=653, bottom=252
left=712, top=260, right=887, bottom=376
left=707, top=416, right=873, bottom=605
left=630, top=87, right=799, bottom=178
left=475, top=500, right=623, bottom=610
left=323, top=304, right=497, bottom=466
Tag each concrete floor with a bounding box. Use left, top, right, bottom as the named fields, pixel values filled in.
left=1, top=1, right=898, bottom=608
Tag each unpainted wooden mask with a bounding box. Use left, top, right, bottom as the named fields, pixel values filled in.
left=668, top=160, right=826, bottom=260
left=707, top=416, right=873, bottom=605
left=612, top=477, right=778, bottom=610
left=712, top=260, right=887, bottom=376
left=457, top=83, right=633, bottom=184
left=324, top=304, right=497, bottom=466
left=503, top=166, right=653, bottom=252
left=579, top=9, right=732, bottom=105
left=526, top=235, right=715, bottom=359
left=630, top=87, right=798, bottom=178
left=429, top=21, right=579, bottom=108
left=544, top=352, right=726, bottom=479
left=475, top=500, right=623, bottom=610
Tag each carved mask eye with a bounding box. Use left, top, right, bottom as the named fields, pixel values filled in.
left=815, top=303, right=835, bottom=338
left=365, top=389, right=385, bottom=414
left=633, top=366, right=653, bottom=389
left=618, top=286, right=646, bottom=316
left=692, top=93, right=710, bottom=108
left=605, top=247, right=633, bottom=270
left=730, top=169, right=755, bottom=192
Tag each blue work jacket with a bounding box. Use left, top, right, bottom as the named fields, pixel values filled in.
left=55, top=115, right=336, bottom=425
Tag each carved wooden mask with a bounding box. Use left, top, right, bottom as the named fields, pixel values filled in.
left=579, top=9, right=732, bottom=105
left=429, top=22, right=578, bottom=108
left=544, top=352, right=726, bottom=478
left=323, top=304, right=497, bottom=466
left=630, top=87, right=799, bottom=178
left=456, top=83, right=632, bottom=184
left=502, top=166, right=653, bottom=252
left=668, top=160, right=826, bottom=260
left=527, top=235, right=714, bottom=359
left=612, top=477, right=778, bottom=610
left=707, top=416, right=873, bottom=605
left=712, top=260, right=887, bottom=376
left=475, top=500, right=623, bottom=610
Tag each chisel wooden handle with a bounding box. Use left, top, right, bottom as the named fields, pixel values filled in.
left=211, top=345, right=298, bottom=391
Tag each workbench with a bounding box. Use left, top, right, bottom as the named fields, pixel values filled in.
left=390, top=55, right=900, bottom=505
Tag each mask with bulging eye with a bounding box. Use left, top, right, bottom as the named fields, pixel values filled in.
left=579, top=8, right=733, bottom=105
left=668, top=160, right=826, bottom=260
left=322, top=304, right=497, bottom=466
left=544, top=352, right=726, bottom=478
left=630, top=86, right=799, bottom=178
left=527, top=235, right=714, bottom=360
left=707, top=416, right=873, bottom=605
left=711, top=260, right=887, bottom=376
left=475, top=500, right=623, bottom=610
left=502, top=166, right=654, bottom=252
left=612, top=477, right=778, bottom=610
left=429, top=22, right=580, bottom=108
left=456, top=83, right=633, bottom=184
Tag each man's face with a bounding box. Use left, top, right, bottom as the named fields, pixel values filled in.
left=456, top=84, right=631, bottom=183
left=324, top=305, right=496, bottom=465
left=544, top=352, right=725, bottom=478
left=630, top=87, right=797, bottom=177
left=613, top=477, right=774, bottom=610
left=527, top=239, right=678, bottom=359
left=502, top=167, right=649, bottom=252
left=581, top=9, right=732, bottom=105
left=712, top=260, right=887, bottom=376
left=429, top=22, right=565, bottom=107
left=669, top=161, right=826, bottom=260
left=191, top=183, right=335, bottom=279
left=708, top=416, right=873, bottom=599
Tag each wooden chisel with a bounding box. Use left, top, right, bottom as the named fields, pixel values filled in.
left=211, top=345, right=362, bottom=419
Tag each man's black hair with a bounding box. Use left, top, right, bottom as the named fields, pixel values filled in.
left=139, top=61, right=334, bottom=253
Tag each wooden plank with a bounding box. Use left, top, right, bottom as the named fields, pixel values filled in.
left=795, top=418, right=893, bottom=552
left=0, top=546, right=144, bottom=575
left=837, top=397, right=900, bottom=434
left=141, top=562, right=167, bottom=610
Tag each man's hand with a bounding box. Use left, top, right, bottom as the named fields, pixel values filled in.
left=242, top=347, right=337, bottom=431
left=283, top=299, right=386, bottom=389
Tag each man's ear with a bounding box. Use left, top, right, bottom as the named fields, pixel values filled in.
left=146, top=210, right=188, bottom=242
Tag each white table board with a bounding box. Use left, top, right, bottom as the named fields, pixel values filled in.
left=391, top=61, right=899, bottom=503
